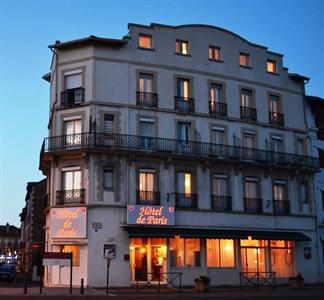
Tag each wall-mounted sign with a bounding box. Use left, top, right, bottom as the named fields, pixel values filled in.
left=127, top=205, right=175, bottom=226
left=42, top=252, right=72, bottom=266
left=50, top=207, right=87, bottom=239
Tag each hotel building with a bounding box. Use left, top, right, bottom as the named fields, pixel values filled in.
left=40, top=23, right=320, bottom=287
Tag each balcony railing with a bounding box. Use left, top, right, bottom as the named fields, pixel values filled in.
left=174, top=96, right=195, bottom=113
left=136, top=190, right=160, bottom=205
left=240, top=106, right=257, bottom=121
left=211, top=195, right=232, bottom=211
left=273, top=200, right=290, bottom=215
left=209, top=101, right=227, bottom=117
left=175, top=193, right=198, bottom=209
left=56, top=189, right=85, bottom=205
left=244, top=198, right=262, bottom=213
left=136, top=92, right=158, bottom=108
left=61, top=88, right=85, bottom=107
left=269, top=111, right=284, bottom=126
left=41, top=133, right=319, bottom=170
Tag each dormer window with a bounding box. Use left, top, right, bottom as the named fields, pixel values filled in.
left=239, top=53, right=250, bottom=67
left=175, top=40, right=189, bottom=55
left=138, top=34, right=152, bottom=49
left=267, top=60, right=277, bottom=73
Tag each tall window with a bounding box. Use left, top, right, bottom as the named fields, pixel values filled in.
left=212, top=127, right=225, bottom=145
left=170, top=236, right=200, bottom=267
left=64, top=73, right=82, bottom=91
left=64, top=119, right=81, bottom=147
left=177, top=122, right=191, bottom=145
left=243, top=133, right=255, bottom=149
left=207, top=239, right=235, bottom=267
left=139, top=73, right=153, bottom=94
left=300, top=183, right=307, bottom=204
left=240, top=239, right=267, bottom=273
left=63, top=72, right=83, bottom=105
left=241, top=89, right=253, bottom=108
left=267, top=60, right=277, bottom=73
left=209, top=46, right=220, bottom=61
left=177, top=78, right=190, bottom=99
left=296, top=139, right=304, bottom=155
left=269, top=95, right=280, bottom=113
left=177, top=172, right=192, bottom=195
left=138, top=34, right=152, bottom=49
left=210, top=84, right=222, bottom=103
left=175, top=40, right=189, bottom=55
left=104, top=115, right=114, bottom=133
left=272, top=136, right=283, bottom=152
left=139, top=169, right=154, bottom=193
left=270, top=240, right=294, bottom=278
left=61, top=245, right=80, bottom=267
left=244, top=178, right=258, bottom=199
left=273, top=182, right=286, bottom=201
left=239, top=53, right=250, bottom=66
left=103, top=169, right=114, bottom=190
left=61, top=169, right=82, bottom=204
left=212, top=175, right=227, bottom=197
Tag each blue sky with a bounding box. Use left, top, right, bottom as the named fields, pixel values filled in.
left=0, top=0, right=323, bottom=226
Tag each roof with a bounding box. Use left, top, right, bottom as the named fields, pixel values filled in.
left=122, top=225, right=310, bottom=241
left=49, top=35, right=127, bottom=50
left=0, top=223, right=20, bottom=237
left=288, top=73, right=310, bottom=82
left=128, top=22, right=284, bottom=57
left=42, top=72, right=51, bottom=83
left=306, top=95, right=324, bottom=104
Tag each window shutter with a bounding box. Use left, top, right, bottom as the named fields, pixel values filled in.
left=104, top=115, right=114, bottom=133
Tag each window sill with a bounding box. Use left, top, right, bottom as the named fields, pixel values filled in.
left=209, top=59, right=224, bottom=63
left=138, top=47, right=155, bottom=51
left=175, top=52, right=191, bottom=57
left=239, top=64, right=253, bottom=69
left=267, top=71, right=280, bottom=76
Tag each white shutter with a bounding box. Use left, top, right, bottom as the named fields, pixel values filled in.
left=104, top=115, right=114, bottom=133
left=65, top=73, right=82, bottom=89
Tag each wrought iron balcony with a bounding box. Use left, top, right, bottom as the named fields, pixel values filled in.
left=174, top=96, right=195, bottom=113
left=175, top=193, right=198, bottom=209
left=269, top=111, right=284, bottom=126
left=211, top=195, right=232, bottom=211
left=209, top=101, right=227, bottom=117
left=240, top=106, right=257, bottom=121
left=61, top=88, right=85, bottom=107
left=244, top=198, right=263, bottom=213
left=273, top=200, right=290, bottom=215
left=136, top=92, right=158, bottom=108
left=41, top=132, right=319, bottom=170
left=56, top=189, right=85, bottom=205
left=136, top=190, right=160, bottom=205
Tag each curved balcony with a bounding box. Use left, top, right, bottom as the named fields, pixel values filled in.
left=41, top=132, right=319, bottom=171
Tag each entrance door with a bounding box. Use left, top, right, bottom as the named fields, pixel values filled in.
left=241, top=247, right=266, bottom=273
left=131, top=238, right=166, bottom=283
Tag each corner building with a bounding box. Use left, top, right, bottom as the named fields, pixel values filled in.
left=40, top=23, right=320, bottom=287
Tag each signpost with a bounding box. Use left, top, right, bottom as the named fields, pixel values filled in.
left=43, top=252, right=73, bottom=294
left=104, top=245, right=116, bottom=295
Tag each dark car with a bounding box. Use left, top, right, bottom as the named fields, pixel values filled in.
left=0, top=264, right=16, bottom=281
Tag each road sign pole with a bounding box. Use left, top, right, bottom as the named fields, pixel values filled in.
left=106, top=257, right=111, bottom=295
left=70, top=252, right=73, bottom=295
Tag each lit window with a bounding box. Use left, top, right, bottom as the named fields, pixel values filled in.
left=61, top=245, right=80, bottom=267
left=209, top=46, right=220, bottom=61
left=103, top=169, right=114, bottom=190
left=176, top=40, right=189, bottom=55
left=207, top=239, right=235, bottom=267
left=170, top=236, right=200, bottom=267
left=138, top=34, right=152, bottom=49
left=270, top=240, right=294, bottom=278
left=239, top=53, right=250, bottom=66
left=267, top=60, right=277, bottom=73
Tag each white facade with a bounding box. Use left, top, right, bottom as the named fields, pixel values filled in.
left=40, top=23, right=320, bottom=287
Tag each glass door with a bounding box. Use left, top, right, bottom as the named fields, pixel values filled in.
left=64, top=119, right=81, bottom=147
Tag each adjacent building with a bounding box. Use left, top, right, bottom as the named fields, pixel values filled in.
left=40, top=23, right=320, bottom=287
left=20, top=179, right=46, bottom=278
left=0, top=223, right=20, bottom=264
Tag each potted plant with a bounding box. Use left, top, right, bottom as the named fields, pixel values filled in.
left=194, top=275, right=211, bottom=292
left=288, top=273, right=304, bottom=289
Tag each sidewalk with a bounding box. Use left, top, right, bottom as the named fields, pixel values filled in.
left=0, top=284, right=324, bottom=297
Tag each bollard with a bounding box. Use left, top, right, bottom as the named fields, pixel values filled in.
left=23, top=276, right=27, bottom=294
left=39, top=275, right=43, bottom=294
left=80, top=278, right=84, bottom=294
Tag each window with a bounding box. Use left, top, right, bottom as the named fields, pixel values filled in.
left=272, top=136, right=283, bottom=152
left=177, top=78, right=190, bottom=98
left=139, top=73, right=153, bottom=94
left=244, top=178, right=258, bottom=199
left=103, top=169, right=114, bottom=190
left=175, top=40, right=189, bottom=55
left=177, top=172, right=192, bottom=194
left=212, top=127, right=225, bottom=145
left=209, top=46, right=220, bottom=61
left=300, top=183, right=307, bottom=204
left=296, top=139, right=304, bottom=155
left=239, top=53, right=250, bottom=66
left=139, top=169, right=154, bottom=192
left=64, top=119, right=82, bottom=146
left=273, top=181, right=286, bottom=201
left=243, top=133, right=255, bottom=149
left=138, top=34, right=152, bottom=49
left=62, top=169, right=81, bottom=192
left=140, top=118, right=154, bottom=149
left=269, top=95, right=280, bottom=113
left=65, top=73, right=82, bottom=91
left=267, top=60, right=277, bottom=73
left=270, top=240, right=294, bottom=278
left=241, top=89, right=253, bottom=107
left=177, top=122, right=191, bottom=143
left=207, top=239, right=235, bottom=268
left=212, top=175, right=228, bottom=196
left=61, top=245, right=80, bottom=267
left=210, top=84, right=222, bottom=103
left=104, top=115, right=114, bottom=133
left=170, top=236, right=200, bottom=267
left=62, top=72, right=83, bottom=106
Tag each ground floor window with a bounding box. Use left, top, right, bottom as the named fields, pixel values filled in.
left=61, top=245, right=80, bottom=267
left=270, top=240, right=294, bottom=278
left=170, top=236, right=200, bottom=267
left=207, top=239, right=235, bottom=268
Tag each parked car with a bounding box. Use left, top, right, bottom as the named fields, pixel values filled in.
left=0, top=264, right=16, bottom=281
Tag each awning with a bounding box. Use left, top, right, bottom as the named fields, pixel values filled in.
left=122, top=225, right=310, bottom=241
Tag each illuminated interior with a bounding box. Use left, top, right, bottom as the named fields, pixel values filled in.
left=184, top=173, right=192, bottom=194
left=139, top=35, right=152, bottom=49
left=207, top=239, right=235, bottom=267
left=267, top=60, right=277, bottom=73
left=61, top=245, right=80, bottom=267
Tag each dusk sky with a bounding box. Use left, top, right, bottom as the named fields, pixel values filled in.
left=0, top=0, right=323, bottom=226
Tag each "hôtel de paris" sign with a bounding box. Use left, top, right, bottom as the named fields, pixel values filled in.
left=127, top=205, right=175, bottom=226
